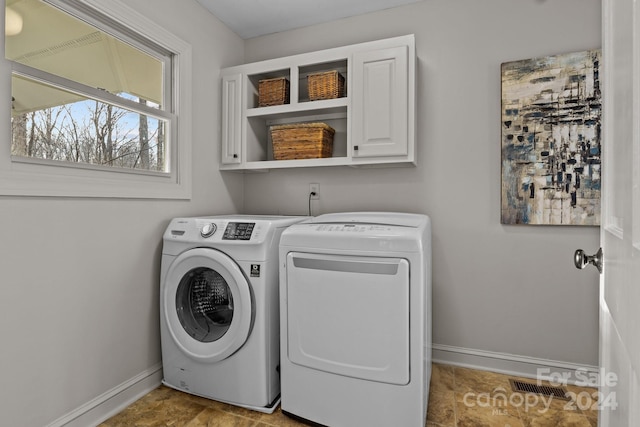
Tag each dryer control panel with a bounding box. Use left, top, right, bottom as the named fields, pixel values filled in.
left=314, top=224, right=394, bottom=233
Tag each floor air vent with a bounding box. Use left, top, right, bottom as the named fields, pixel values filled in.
left=509, top=379, right=569, bottom=400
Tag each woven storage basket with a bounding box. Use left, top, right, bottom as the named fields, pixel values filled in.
left=270, top=122, right=335, bottom=160
left=308, top=70, right=345, bottom=101
left=258, top=77, right=290, bottom=107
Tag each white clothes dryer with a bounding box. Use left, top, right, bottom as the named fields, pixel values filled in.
left=160, top=215, right=307, bottom=413
left=279, top=212, right=432, bottom=426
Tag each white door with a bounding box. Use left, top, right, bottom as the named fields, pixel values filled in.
left=594, top=0, right=640, bottom=424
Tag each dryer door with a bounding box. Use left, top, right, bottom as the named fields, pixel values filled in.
left=164, top=248, right=253, bottom=363
left=285, top=252, right=410, bottom=385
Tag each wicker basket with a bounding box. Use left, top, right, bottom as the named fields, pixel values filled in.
left=308, top=70, right=345, bottom=101
left=270, top=122, right=335, bottom=160
left=258, top=77, right=290, bottom=107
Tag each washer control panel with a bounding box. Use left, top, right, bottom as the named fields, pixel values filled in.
left=200, top=223, right=217, bottom=238
left=223, top=222, right=256, bottom=240
left=164, top=217, right=288, bottom=245
left=197, top=222, right=256, bottom=240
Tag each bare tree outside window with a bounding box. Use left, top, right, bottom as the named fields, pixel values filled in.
left=11, top=95, right=166, bottom=172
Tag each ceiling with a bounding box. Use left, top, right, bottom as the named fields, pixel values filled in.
left=195, top=0, right=425, bottom=39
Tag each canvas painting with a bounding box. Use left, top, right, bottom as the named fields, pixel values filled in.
left=501, top=50, right=601, bottom=225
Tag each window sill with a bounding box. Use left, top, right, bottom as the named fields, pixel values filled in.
left=0, top=158, right=190, bottom=199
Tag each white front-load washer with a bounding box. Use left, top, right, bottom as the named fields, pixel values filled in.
left=160, top=215, right=307, bottom=413
left=279, top=212, right=432, bottom=426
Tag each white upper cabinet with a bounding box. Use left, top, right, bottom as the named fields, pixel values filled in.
left=219, top=35, right=415, bottom=171
left=351, top=45, right=410, bottom=159
left=221, top=73, right=242, bottom=164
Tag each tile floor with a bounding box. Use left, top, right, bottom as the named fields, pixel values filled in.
left=100, top=363, right=599, bottom=427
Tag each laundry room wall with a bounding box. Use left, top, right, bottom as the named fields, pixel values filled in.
left=241, top=0, right=602, bottom=370
left=0, top=1, right=244, bottom=426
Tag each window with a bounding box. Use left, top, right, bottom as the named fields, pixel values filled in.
left=2, top=0, right=192, bottom=198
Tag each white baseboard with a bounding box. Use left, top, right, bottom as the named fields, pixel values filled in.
left=432, top=344, right=600, bottom=386
left=44, top=345, right=599, bottom=426
left=46, top=363, right=163, bottom=427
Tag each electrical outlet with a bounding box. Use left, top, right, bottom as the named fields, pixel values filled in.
left=310, top=183, right=320, bottom=200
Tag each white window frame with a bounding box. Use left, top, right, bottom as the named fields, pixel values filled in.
left=1, top=0, right=193, bottom=199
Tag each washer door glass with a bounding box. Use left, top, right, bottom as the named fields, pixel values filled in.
left=176, top=267, right=234, bottom=342
left=163, top=248, right=253, bottom=363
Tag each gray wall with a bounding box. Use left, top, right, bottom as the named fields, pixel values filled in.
left=0, top=1, right=244, bottom=426
left=242, top=0, right=602, bottom=366
left=0, top=1, right=603, bottom=425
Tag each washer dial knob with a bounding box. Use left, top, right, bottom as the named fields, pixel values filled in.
left=201, top=223, right=217, bottom=238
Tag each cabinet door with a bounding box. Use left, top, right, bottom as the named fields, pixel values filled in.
left=221, top=73, right=242, bottom=164
left=352, top=46, right=409, bottom=158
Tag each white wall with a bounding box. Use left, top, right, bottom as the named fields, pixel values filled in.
left=242, top=0, right=602, bottom=367
left=0, top=1, right=244, bottom=426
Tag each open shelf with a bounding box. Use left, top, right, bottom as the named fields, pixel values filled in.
left=246, top=97, right=347, bottom=119
left=247, top=68, right=290, bottom=109
left=298, top=59, right=347, bottom=103
left=245, top=113, right=348, bottom=164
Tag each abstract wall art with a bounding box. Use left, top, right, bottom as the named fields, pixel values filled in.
left=501, top=50, right=601, bottom=226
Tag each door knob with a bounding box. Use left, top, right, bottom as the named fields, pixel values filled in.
left=574, top=247, right=603, bottom=273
